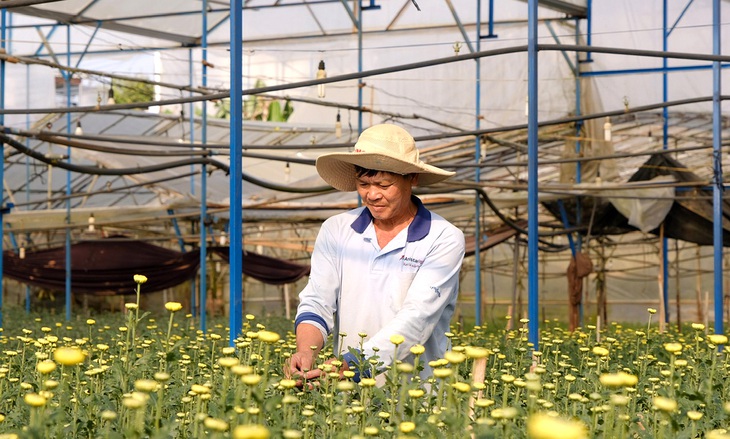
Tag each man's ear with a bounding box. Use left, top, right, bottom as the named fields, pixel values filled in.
left=410, top=174, right=420, bottom=187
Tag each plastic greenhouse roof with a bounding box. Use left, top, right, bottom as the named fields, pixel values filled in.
left=6, top=0, right=579, bottom=52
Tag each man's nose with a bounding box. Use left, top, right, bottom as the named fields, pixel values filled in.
left=367, top=187, right=382, bottom=199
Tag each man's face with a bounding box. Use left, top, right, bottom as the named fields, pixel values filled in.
left=355, top=171, right=416, bottom=222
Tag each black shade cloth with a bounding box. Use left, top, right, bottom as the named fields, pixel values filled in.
left=543, top=154, right=730, bottom=246
left=209, top=246, right=310, bottom=285
left=3, top=239, right=311, bottom=295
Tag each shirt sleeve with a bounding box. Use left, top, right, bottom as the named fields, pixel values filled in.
left=294, top=218, right=341, bottom=344
left=360, top=224, right=465, bottom=368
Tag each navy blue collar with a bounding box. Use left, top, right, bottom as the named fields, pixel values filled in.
left=351, top=195, right=431, bottom=242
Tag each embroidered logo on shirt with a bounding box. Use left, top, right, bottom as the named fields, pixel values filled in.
left=431, top=286, right=441, bottom=298
left=400, top=255, right=424, bottom=268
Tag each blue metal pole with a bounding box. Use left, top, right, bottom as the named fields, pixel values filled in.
left=189, top=48, right=197, bottom=318
left=585, top=0, right=593, bottom=62
left=229, top=0, right=244, bottom=344
left=574, top=17, right=584, bottom=326
left=486, top=0, right=497, bottom=38
left=200, top=0, right=209, bottom=333
left=357, top=3, right=363, bottom=133
left=662, top=0, right=670, bottom=326
left=0, top=9, right=6, bottom=328
left=527, top=0, right=539, bottom=349
left=474, top=0, right=483, bottom=325
left=65, top=25, right=72, bottom=322
left=712, top=0, right=724, bottom=336
left=25, top=63, right=30, bottom=314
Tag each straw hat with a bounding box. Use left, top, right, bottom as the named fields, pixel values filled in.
left=315, top=124, right=454, bottom=192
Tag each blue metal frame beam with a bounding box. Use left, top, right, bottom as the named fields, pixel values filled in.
left=712, top=0, right=723, bottom=337
left=527, top=0, right=539, bottom=349
left=200, top=0, right=210, bottom=334
left=0, top=8, right=6, bottom=327
left=545, top=20, right=576, bottom=74
left=229, top=0, right=243, bottom=344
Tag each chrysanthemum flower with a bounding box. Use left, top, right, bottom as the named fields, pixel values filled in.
left=191, top=384, right=211, bottom=395
left=23, top=393, right=47, bottom=407
left=165, top=302, right=183, bottom=312
left=687, top=410, right=703, bottom=421
left=133, top=274, right=148, bottom=284
left=257, top=330, right=280, bottom=344
left=232, top=423, right=270, bottom=439
left=465, top=346, right=489, bottom=359
left=399, top=421, right=416, bottom=433
left=410, top=344, right=425, bottom=355
left=527, top=412, right=587, bottom=439
left=134, top=379, right=159, bottom=393
left=36, top=360, right=56, bottom=374
left=444, top=351, right=466, bottom=364
left=653, top=396, right=678, bottom=412
left=389, top=334, right=405, bottom=345
left=204, top=417, right=228, bottom=432
left=53, top=347, right=85, bottom=366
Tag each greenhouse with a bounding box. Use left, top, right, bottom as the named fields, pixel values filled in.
left=0, top=1, right=728, bottom=437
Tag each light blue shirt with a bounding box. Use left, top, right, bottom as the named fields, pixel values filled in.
left=295, top=196, right=465, bottom=380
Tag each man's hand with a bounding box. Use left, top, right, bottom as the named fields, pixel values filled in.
left=286, top=353, right=350, bottom=388
left=287, top=349, right=318, bottom=381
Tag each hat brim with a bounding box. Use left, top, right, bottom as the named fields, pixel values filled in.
left=315, top=152, right=454, bottom=192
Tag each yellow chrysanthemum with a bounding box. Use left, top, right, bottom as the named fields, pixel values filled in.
left=23, top=393, right=47, bottom=407
left=399, top=421, right=416, bottom=433
left=653, top=396, right=678, bottom=413
left=165, top=302, right=183, bottom=312
left=465, top=346, right=489, bottom=359
left=53, top=347, right=85, bottom=366
left=36, top=360, right=56, bottom=375
left=389, top=334, right=405, bottom=346
left=410, top=344, right=425, bottom=355
left=444, top=351, right=466, bottom=364
left=204, top=417, right=229, bottom=432
left=527, top=412, right=587, bottom=439
left=709, top=334, right=729, bottom=345
left=232, top=424, right=270, bottom=439
left=687, top=410, right=703, bottom=421
left=257, top=331, right=281, bottom=344
left=133, top=274, right=148, bottom=284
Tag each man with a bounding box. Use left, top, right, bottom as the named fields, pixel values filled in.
left=287, top=123, right=465, bottom=383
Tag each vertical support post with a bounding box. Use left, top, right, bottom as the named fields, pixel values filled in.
left=200, top=0, right=209, bottom=334
left=486, top=0, right=497, bottom=38
left=64, top=25, right=72, bottom=321
left=585, top=0, right=593, bottom=62
left=357, top=3, right=363, bottom=133
left=0, top=8, right=6, bottom=328
left=189, top=48, right=198, bottom=318
left=527, top=0, right=539, bottom=349
left=661, top=0, right=671, bottom=327
left=712, top=0, right=724, bottom=336
left=473, top=0, right=483, bottom=325
left=229, top=0, right=244, bottom=345
left=573, top=16, right=584, bottom=326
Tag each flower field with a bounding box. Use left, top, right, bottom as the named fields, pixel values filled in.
left=0, top=278, right=729, bottom=438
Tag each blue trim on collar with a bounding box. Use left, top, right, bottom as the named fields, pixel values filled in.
left=350, top=195, right=431, bottom=242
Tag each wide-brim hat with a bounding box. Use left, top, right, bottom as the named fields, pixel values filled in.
left=315, top=124, right=454, bottom=192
